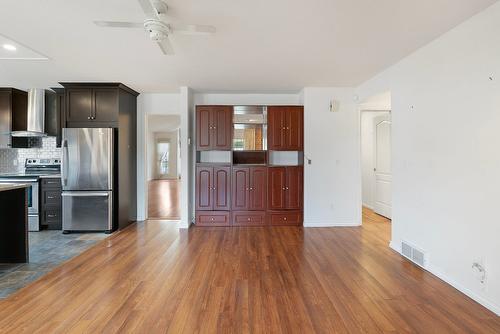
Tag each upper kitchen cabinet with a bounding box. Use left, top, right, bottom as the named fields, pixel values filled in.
left=0, top=88, right=28, bottom=148
left=267, top=106, right=303, bottom=151
left=196, top=106, right=232, bottom=150
left=46, top=88, right=65, bottom=147
left=61, top=83, right=138, bottom=128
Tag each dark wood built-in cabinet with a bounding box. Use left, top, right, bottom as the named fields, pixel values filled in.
left=195, top=165, right=231, bottom=211
left=195, top=105, right=304, bottom=226
left=196, top=106, right=232, bottom=150
left=267, top=106, right=303, bottom=151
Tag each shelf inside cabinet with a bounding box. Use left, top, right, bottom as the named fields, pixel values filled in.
left=232, top=151, right=267, bottom=165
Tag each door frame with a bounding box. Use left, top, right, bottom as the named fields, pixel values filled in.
left=358, top=104, right=391, bottom=225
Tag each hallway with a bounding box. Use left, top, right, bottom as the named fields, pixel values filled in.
left=148, top=179, right=180, bottom=220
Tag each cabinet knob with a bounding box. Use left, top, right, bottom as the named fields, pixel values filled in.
left=211, top=218, right=214, bottom=221
left=88, top=116, right=91, bottom=120
left=286, top=187, right=289, bottom=190
left=247, top=218, right=251, bottom=221
left=282, top=187, right=286, bottom=190
left=284, top=217, right=287, bottom=221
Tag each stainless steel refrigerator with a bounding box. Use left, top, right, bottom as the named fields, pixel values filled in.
left=61, top=128, right=114, bottom=232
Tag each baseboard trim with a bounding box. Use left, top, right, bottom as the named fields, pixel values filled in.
left=389, top=240, right=500, bottom=316
left=304, top=221, right=361, bottom=227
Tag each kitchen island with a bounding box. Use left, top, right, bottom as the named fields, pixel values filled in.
left=0, top=184, right=29, bottom=263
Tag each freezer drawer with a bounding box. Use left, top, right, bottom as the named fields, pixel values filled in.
left=62, top=191, right=112, bottom=232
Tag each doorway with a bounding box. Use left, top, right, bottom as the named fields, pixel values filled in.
left=146, top=115, right=181, bottom=220
left=360, top=110, right=392, bottom=219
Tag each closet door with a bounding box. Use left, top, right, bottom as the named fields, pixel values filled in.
left=286, top=166, right=303, bottom=210
left=213, top=167, right=231, bottom=211
left=196, top=166, right=213, bottom=210
left=268, top=167, right=286, bottom=210
left=232, top=167, right=250, bottom=210
left=249, top=167, right=267, bottom=210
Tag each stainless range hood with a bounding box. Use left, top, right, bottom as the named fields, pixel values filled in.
left=11, top=88, right=47, bottom=137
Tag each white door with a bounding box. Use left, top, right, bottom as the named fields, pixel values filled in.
left=373, top=115, right=392, bottom=218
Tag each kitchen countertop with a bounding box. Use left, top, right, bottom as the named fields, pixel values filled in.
left=0, top=183, right=31, bottom=192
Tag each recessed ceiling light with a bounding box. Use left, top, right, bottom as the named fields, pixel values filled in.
left=2, top=44, right=17, bottom=51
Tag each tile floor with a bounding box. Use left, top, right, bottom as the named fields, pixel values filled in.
left=0, top=231, right=109, bottom=298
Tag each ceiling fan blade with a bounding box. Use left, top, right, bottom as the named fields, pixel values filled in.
left=94, top=21, right=143, bottom=28
left=157, top=38, right=175, bottom=55
left=137, top=0, right=157, bottom=18
left=171, top=24, right=216, bottom=35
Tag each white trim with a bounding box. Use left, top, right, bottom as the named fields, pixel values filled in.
left=362, top=203, right=374, bottom=210
left=390, top=240, right=500, bottom=316
left=304, top=221, right=361, bottom=227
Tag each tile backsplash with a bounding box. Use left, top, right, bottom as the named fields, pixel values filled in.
left=0, top=137, right=61, bottom=172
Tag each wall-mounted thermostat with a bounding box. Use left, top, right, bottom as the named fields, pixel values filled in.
left=330, top=99, right=340, bottom=112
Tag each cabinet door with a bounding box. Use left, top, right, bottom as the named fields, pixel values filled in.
left=196, top=107, right=212, bottom=150
left=196, top=166, right=213, bottom=210
left=286, top=166, right=303, bottom=209
left=267, top=107, right=285, bottom=150
left=232, top=167, right=249, bottom=210
left=211, top=106, right=232, bottom=150
left=249, top=167, right=267, bottom=210
left=66, top=89, right=93, bottom=122
left=285, top=107, right=303, bottom=150
left=268, top=167, right=286, bottom=209
left=93, top=88, right=118, bottom=123
left=213, top=167, right=231, bottom=210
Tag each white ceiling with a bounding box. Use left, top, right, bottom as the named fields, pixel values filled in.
left=0, top=0, right=497, bottom=93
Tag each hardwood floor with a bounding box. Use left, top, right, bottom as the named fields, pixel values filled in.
left=148, top=179, right=180, bottom=220
left=0, top=208, right=498, bottom=333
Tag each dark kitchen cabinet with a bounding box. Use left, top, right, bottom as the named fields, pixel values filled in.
left=66, top=88, right=93, bottom=123
left=196, top=106, right=232, bottom=150
left=61, top=82, right=139, bottom=230
left=196, top=165, right=231, bottom=211
left=46, top=89, right=65, bottom=147
left=268, top=166, right=302, bottom=210
left=232, top=167, right=267, bottom=211
left=40, top=177, right=62, bottom=230
left=0, top=88, right=30, bottom=149
left=268, top=106, right=303, bottom=151
left=61, top=83, right=136, bottom=128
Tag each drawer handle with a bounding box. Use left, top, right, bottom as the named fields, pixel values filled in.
left=48, top=196, right=55, bottom=199
left=48, top=214, right=56, bottom=218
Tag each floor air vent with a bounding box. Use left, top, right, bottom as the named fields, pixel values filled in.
left=401, top=241, right=426, bottom=268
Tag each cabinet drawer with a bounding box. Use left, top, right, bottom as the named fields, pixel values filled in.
left=43, top=209, right=61, bottom=223
left=43, top=190, right=61, bottom=206
left=233, top=211, right=266, bottom=226
left=268, top=211, right=302, bottom=226
left=41, top=178, right=62, bottom=188
left=196, top=211, right=231, bottom=227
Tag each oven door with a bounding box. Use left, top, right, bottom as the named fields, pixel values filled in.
left=0, top=178, right=39, bottom=231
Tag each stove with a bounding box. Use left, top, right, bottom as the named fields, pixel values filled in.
left=0, top=158, right=61, bottom=231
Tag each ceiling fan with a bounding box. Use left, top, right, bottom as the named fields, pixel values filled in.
left=93, top=0, right=216, bottom=55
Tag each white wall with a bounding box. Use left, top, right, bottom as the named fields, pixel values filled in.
left=360, top=111, right=390, bottom=208
left=302, top=88, right=361, bottom=226
left=146, top=115, right=181, bottom=180
left=357, top=2, right=500, bottom=315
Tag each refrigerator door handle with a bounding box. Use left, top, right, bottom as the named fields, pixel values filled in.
left=62, top=139, right=69, bottom=187
left=62, top=192, right=110, bottom=197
